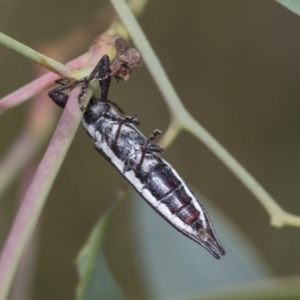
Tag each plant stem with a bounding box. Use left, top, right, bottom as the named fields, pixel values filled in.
left=0, top=53, right=88, bottom=115
left=0, top=31, right=73, bottom=76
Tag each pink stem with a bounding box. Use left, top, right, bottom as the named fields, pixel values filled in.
left=0, top=86, right=83, bottom=300
left=0, top=54, right=88, bottom=115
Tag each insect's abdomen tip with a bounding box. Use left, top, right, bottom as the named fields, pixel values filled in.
left=212, top=248, right=225, bottom=259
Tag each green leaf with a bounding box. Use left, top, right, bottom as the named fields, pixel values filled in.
left=76, top=191, right=127, bottom=300
left=275, top=0, right=300, bottom=17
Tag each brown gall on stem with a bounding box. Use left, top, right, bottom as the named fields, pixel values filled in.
left=110, top=36, right=143, bottom=81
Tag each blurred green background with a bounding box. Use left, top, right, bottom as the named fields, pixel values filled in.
left=1, top=1, right=300, bottom=299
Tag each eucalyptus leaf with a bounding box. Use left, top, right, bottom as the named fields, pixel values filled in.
left=275, top=0, right=300, bottom=16
left=76, top=192, right=126, bottom=300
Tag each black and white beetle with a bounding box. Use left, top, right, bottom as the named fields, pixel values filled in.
left=49, top=55, right=225, bottom=259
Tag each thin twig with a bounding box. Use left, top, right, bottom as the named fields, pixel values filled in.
left=0, top=54, right=88, bottom=115
left=0, top=32, right=73, bottom=76
left=109, top=0, right=300, bottom=228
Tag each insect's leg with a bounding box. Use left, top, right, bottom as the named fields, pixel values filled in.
left=100, top=76, right=111, bottom=102
left=113, top=115, right=140, bottom=147
left=49, top=56, right=113, bottom=109
left=78, top=55, right=112, bottom=109
left=96, top=58, right=125, bottom=114
left=96, top=55, right=112, bottom=101
left=77, top=80, right=90, bottom=110
left=102, top=113, right=140, bottom=147
left=137, top=130, right=164, bottom=169
left=86, top=55, right=112, bottom=101
left=88, top=55, right=111, bottom=81
left=54, top=77, right=75, bottom=85
left=48, top=80, right=81, bottom=108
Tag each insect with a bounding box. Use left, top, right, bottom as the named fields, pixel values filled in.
left=49, top=55, right=225, bottom=259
